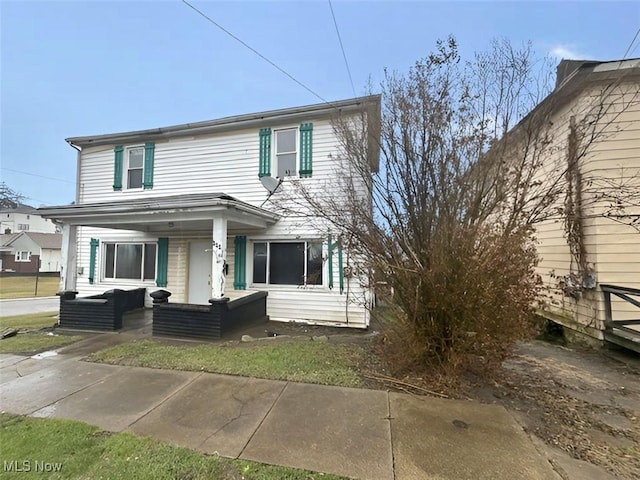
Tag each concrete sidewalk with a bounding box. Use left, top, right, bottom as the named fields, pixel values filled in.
left=0, top=340, right=560, bottom=480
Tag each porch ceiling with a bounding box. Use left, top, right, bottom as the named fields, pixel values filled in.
left=37, top=193, right=279, bottom=233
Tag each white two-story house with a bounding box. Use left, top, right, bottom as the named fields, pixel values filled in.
left=39, top=96, right=380, bottom=330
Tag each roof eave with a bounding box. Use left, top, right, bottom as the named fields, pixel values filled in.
left=66, top=95, right=382, bottom=148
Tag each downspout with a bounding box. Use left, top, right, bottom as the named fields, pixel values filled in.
left=66, top=140, right=82, bottom=204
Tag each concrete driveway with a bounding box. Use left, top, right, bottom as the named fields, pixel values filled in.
left=0, top=296, right=59, bottom=316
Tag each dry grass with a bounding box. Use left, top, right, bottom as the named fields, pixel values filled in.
left=0, top=275, right=59, bottom=299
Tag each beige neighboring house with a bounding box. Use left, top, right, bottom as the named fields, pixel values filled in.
left=523, top=58, right=640, bottom=352
left=0, top=232, right=62, bottom=273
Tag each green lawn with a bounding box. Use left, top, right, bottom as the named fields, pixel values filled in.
left=90, top=339, right=364, bottom=387
left=0, top=312, right=82, bottom=355
left=0, top=333, right=83, bottom=355
left=0, top=311, right=59, bottom=330
left=0, top=275, right=59, bottom=299
left=1, top=414, right=345, bottom=479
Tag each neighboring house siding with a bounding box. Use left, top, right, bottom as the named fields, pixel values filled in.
left=535, top=81, right=640, bottom=339
left=0, top=253, right=39, bottom=273
left=39, top=248, right=62, bottom=272
left=0, top=211, right=57, bottom=234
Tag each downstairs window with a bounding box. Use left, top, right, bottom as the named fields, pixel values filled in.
left=252, top=241, right=323, bottom=286
left=103, top=242, right=156, bottom=281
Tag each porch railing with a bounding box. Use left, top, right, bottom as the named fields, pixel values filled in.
left=57, top=288, right=146, bottom=331
left=601, top=284, right=640, bottom=352
left=151, top=290, right=268, bottom=340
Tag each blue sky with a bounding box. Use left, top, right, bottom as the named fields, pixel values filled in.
left=1, top=1, right=638, bottom=206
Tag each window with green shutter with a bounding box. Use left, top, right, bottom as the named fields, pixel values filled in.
left=114, top=143, right=155, bottom=190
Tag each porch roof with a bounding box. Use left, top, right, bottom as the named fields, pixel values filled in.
left=37, top=193, right=279, bottom=233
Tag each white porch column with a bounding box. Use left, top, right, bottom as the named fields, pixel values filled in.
left=59, top=224, right=78, bottom=292
left=211, top=218, right=228, bottom=300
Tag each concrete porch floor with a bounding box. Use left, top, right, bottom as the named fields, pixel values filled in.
left=121, top=308, right=153, bottom=335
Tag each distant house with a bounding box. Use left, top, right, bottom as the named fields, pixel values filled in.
left=0, top=232, right=62, bottom=273
left=515, top=58, right=640, bottom=351
left=0, top=203, right=58, bottom=234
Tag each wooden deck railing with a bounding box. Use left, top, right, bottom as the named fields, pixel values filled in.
left=601, top=284, right=640, bottom=335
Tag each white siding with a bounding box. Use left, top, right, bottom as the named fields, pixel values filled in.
left=40, top=248, right=61, bottom=272
left=72, top=114, right=372, bottom=326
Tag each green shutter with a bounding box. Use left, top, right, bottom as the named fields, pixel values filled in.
left=327, top=234, right=343, bottom=293
left=299, top=123, right=313, bottom=178
left=233, top=235, right=247, bottom=290
left=156, top=237, right=169, bottom=287
left=143, top=142, right=155, bottom=189
left=89, top=238, right=99, bottom=285
left=113, top=146, right=123, bottom=191
left=258, top=128, right=271, bottom=177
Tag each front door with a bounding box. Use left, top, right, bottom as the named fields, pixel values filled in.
left=188, top=241, right=212, bottom=304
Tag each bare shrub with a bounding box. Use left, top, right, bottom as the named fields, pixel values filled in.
left=273, top=37, right=638, bottom=378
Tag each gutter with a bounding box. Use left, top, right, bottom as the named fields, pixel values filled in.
left=65, top=95, right=381, bottom=148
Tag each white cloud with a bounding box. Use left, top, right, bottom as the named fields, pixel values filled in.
left=549, top=44, right=590, bottom=60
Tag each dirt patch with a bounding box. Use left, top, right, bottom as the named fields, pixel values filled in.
left=479, top=342, right=640, bottom=479
left=364, top=339, right=640, bottom=479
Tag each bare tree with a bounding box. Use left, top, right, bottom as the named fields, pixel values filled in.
left=0, top=182, right=25, bottom=210
left=272, top=38, right=639, bottom=374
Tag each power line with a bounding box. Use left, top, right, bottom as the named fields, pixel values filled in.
left=1, top=167, right=76, bottom=184
left=328, top=0, right=356, bottom=97
left=181, top=0, right=330, bottom=104
left=622, top=28, right=640, bottom=59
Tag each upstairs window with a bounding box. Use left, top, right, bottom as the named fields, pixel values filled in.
left=257, top=123, right=313, bottom=179
left=275, top=129, right=297, bottom=178
left=252, top=241, right=323, bottom=286
left=113, top=143, right=155, bottom=191
left=126, top=147, right=144, bottom=189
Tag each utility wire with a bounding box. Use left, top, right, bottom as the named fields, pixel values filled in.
left=328, top=0, right=356, bottom=97
left=622, top=28, right=640, bottom=60
left=181, top=0, right=331, bottom=104
left=1, top=167, right=76, bottom=184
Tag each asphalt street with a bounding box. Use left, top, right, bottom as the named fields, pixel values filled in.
left=0, top=297, right=59, bottom=317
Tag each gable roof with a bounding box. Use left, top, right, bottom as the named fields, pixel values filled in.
left=0, top=233, right=20, bottom=247
left=0, top=232, right=62, bottom=250
left=24, top=232, right=62, bottom=249
left=536, top=57, right=639, bottom=120
left=65, top=95, right=381, bottom=148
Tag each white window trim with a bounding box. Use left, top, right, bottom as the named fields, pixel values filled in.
left=15, top=251, right=32, bottom=262
left=101, top=241, right=157, bottom=283
left=250, top=240, right=325, bottom=288
left=125, top=145, right=145, bottom=190
left=273, top=127, right=298, bottom=179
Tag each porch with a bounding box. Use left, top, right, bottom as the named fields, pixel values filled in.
left=57, top=287, right=268, bottom=340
